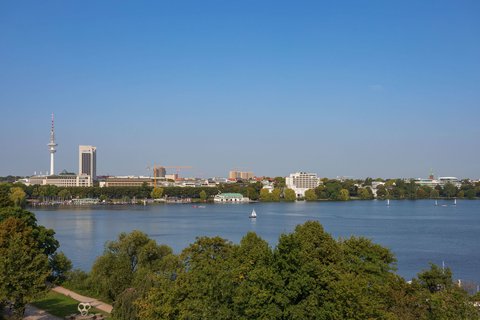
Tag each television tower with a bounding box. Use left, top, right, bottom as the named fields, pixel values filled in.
left=48, top=113, right=58, bottom=175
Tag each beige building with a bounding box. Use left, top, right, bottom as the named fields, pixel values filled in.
left=28, top=174, right=92, bottom=187
left=103, top=176, right=155, bottom=187
left=229, top=170, right=254, bottom=180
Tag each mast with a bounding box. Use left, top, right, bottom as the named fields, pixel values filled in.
left=48, top=113, right=58, bottom=175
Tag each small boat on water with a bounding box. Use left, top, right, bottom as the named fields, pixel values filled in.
left=435, top=200, right=438, bottom=206
left=386, top=199, right=390, bottom=206
left=249, top=209, right=257, bottom=219
left=454, top=198, right=457, bottom=206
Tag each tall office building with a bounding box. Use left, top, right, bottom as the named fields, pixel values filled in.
left=154, top=166, right=166, bottom=178
left=79, top=145, right=97, bottom=180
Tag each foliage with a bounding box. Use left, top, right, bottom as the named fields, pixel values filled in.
left=0, top=217, right=50, bottom=319
left=89, top=230, right=175, bottom=301
left=338, top=188, right=350, bottom=201
left=283, top=188, right=296, bottom=201
left=259, top=188, right=281, bottom=202
left=48, top=252, right=73, bottom=284
left=132, top=221, right=480, bottom=320
left=0, top=205, right=69, bottom=318
left=9, top=187, right=26, bottom=208
left=304, top=189, right=317, bottom=201
left=0, top=183, right=13, bottom=207
left=112, top=288, right=139, bottom=320
left=150, top=187, right=164, bottom=199
left=416, top=263, right=453, bottom=293
left=199, top=190, right=207, bottom=201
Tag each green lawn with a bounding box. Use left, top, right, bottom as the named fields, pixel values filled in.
left=32, top=291, right=110, bottom=319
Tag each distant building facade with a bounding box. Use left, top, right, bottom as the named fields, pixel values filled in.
left=214, top=193, right=250, bottom=203
left=103, top=176, right=154, bottom=187
left=79, top=145, right=97, bottom=180
left=286, top=172, right=321, bottom=198
left=229, top=171, right=254, bottom=180
left=415, top=176, right=461, bottom=188
left=28, top=174, right=92, bottom=187
left=154, top=166, right=166, bottom=178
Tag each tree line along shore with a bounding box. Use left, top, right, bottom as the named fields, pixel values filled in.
left=1, top=177, right=479, bottom=206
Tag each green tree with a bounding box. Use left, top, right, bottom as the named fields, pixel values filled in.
left=283, top=188, right=296, bottom=201
left=259, top=188, right=272, bottom=201
left=442, top=183, right=457, bottom=198
left=245, top=187, right=259, bottom=201
left=199, top=190, right=207, bottom=202
left=430, top=189, right=440, bottom=199
left=49, top=252, right=72, bottom=284
left=9, top=186, right=26, bottom=208
left=112, top=288, right=140, bottom=320
left=465, top=189, right=476, bottom=199
left=271, top=188, right=281, bottom=202
left=304, top=189, right=317, bottom=201
left=138, top=236, right=235, bottom=320
left=358, top=188, right=373, bottom=200
left=230, top=232, right=282, bottom=319
left=0, top=183, right=14, bottom=207
left=337, top=188, right=350, bottom=201
left=0, top=217, right=50, bottom=319
left=57, top=189, right=72, bottom=201
left=90, top=230, right=173, bottom=301
left=150, top=187, right=164, bottom=199
left=273, top=221, right=341, bottom=319
left=416, top=263, right=453, bottom=293
left=273, top=177, right=286, bottom=188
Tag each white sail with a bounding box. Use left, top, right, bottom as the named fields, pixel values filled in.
left=249, top=209, right=257, bottom=218
left=387, top=199, right=390, bottom=206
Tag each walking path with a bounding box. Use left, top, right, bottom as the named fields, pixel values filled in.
left=52, top=286, right=113, bottom=313
left=23, top=304, right=62, bottom=320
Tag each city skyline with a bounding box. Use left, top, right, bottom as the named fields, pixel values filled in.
left=1, top=1, right=479, bottom=179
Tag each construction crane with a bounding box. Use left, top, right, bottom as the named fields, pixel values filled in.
left=146, top=164, right=193, bottom=187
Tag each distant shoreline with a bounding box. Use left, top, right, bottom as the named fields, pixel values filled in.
left=28, top=197, right=478, bottom=208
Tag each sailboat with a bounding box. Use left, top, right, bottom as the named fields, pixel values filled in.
left=386, top=199, right=390, bottom=206
left=249, top=209, right=257, bottom=219
left=435, top=200, right=438, bottom=206
left=454, top=198, right=457, bottom=206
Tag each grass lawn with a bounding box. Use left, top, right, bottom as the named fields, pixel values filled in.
left=32, top=291, right=110, bottom=319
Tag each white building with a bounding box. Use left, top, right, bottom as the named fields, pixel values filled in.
left=415, top=176, right=461, bottom=188
left=286, top=172, right=321, bottom=198
left=79, top=145, right=97, bottom=180
left=28, top=174, right=92, bottom=187
left=214, top=193, right=250, bottom=203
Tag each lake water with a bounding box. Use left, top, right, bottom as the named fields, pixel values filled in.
left=33, top=200, right=480, bottom=282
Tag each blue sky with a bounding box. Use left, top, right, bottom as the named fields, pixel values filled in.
left=1, top=1, right=479, bottom=179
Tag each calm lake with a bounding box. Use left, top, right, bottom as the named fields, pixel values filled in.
left=34, top=199, right=480, bottom=282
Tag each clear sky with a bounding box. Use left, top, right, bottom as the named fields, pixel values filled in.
left=1, top=1, right=479, bottom=179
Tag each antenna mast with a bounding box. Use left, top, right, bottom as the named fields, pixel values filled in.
left=48, top=113, right=58, bottom=175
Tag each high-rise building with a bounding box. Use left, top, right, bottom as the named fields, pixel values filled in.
left=154, top=166, right=166, bottom=178
left=229, top=170, right=254, bottom=180
left=285, top=172, right=321, bottom=198
left=79, top=145, right=97, bottom=180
